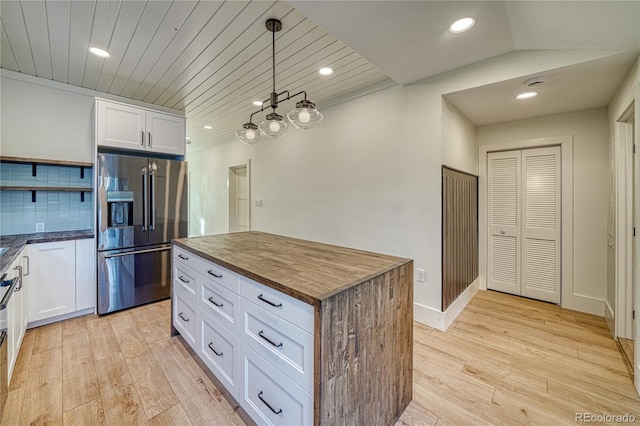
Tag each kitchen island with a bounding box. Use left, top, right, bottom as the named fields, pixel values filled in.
left=171, top=231, right=413, bottom=425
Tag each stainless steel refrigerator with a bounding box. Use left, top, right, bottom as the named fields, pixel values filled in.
left=96, top=153, right=188, bottom=315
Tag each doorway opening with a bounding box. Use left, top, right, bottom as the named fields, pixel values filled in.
left=229, top=162, right=250, bottom=233
left=614, top=103, right=636, bottom=385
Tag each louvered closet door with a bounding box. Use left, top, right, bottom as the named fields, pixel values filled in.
left=487, top=151, right=522, bottom=294
left=487, top=147, right=561, bottom=303
left=521, top=147, right=561, bottom=303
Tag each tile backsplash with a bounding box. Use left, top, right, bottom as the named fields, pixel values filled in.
left=0, top=162, right=93, bottom=235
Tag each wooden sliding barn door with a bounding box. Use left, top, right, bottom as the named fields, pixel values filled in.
left=487, top=147, right=561, bottom=304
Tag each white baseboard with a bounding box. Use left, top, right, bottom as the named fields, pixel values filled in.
left=27, top=307, right=94, bottom=329
left=604, top=300, right=615, bottom=337
left=444, top=279, right=479, bottom=330
left=561, top=293, right=605, bottom=317
left=414, top=279, right=479, bottom=331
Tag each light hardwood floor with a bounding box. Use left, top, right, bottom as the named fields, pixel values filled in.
left=2, top=290, right=639, bottom=425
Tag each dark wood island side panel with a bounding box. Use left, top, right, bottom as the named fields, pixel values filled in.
left=317, top=261, right=413, bottom=425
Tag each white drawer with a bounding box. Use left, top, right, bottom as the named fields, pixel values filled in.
left=239, top=343, right=312, bottom=426
left=240, top=298, right=314, bottom=393
left=173, top=262, right=199, bottom=298
left=173, top=245, right=200, bottom=270
left=239, top=276, right=314, bottom=334
left=199, top=258, right=239, bottom=293
left=200, top=276, right=239, bottom=335
left=173, top=286, right=197, bottom=350
left=200, top=311, right=239, bottom=399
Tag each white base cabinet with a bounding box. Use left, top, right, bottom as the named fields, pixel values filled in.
left=27, top=238, right=96, bottom=325
left=172, top=246, right=314, bottom=426
left=28, top=240, right=76, bottom=322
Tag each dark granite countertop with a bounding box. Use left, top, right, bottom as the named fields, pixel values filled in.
left=0, top=230, right=94, bottom=278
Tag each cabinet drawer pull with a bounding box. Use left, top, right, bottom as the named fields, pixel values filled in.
left=178, top=276, right=190, bottom=284
left=207, top=342, right=223, bottom=356
left=207, top=297, right=223, bottom=307
left=141, top=130, right=145, bottom=146
left=257, top=294, right=282, bottom=308
left=258, top=391, right=282, bottom=415
left=178, top=312, right=189, bottom=322
left=207, top=270, right=223, bottom=279
left=178, top=254, right=189, bottom=260
left=258, top=330, right=283, bottom=348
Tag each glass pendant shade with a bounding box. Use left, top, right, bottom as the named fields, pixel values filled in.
left=287, top=99, right=323, bottom=130
left=259, top=112, right=288, bottom=138
left=236, top=122, right=264, bottom=145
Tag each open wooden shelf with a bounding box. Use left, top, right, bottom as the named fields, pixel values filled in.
left=0, top=186, right=92, bottom=192
left=0, top=156, right=93, bottom=168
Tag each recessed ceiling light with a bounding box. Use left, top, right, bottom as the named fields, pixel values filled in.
left=319, top=67, right=333, bottom=76
left=516, top=92, right=538, bottom=100
left=449, top=17, right=475, bottom=33
left=253, top=100, right=263, bottom=106
left=204, top=125, right=213, bottom=129
left=89, top=46, right=111, bottom=58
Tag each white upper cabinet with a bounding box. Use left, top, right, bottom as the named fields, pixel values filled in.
left=96, top=99, right=185, bottom=156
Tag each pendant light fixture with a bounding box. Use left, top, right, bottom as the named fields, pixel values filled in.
left=236, top=19, right=323, bottom=145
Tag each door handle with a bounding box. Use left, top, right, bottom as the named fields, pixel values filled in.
left=141, top=130, right=145, bottom=146
left=148, top=132, right=152, bottom=148
left=141, top=168, right=148, bottom=231
left=103, top=246, right=171, bottom=258
left=23, top=255, right=30, bottom=276
left=149, top=168, right=155, bottom=231
left=14, top=265, right=23, bottom=291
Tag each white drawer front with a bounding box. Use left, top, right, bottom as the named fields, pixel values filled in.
left=173, top=287, right=197, bottom=350
left=174, top=263, right=198, bottom=298
left=239, top=276, right=314, bottom=334
left=200, top=277, right=239, bottom=335
left=240, top=343, right=312, bottom=426
left=199, top=258, right=239, bottom=293
left=173, top=245, right=200, bottom=270
left=240, top=298, right=314, bottom=393
left=200, top=311, right=239, bottom=399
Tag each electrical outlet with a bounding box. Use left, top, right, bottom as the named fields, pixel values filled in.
left=36, top=223, right=45, bottom=232
left=416, top=268, right=425, bottom=282
left=255, top=199, right=263, bottom=207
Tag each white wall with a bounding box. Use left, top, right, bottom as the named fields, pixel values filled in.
left=1, top=75, right=94, bottom=162
left=188, top=50, right=624, bottom=325
left=477, top=108, right=609, bottom=305
left=0, top=70, right=183, bottom=163
left=442, top=99, right=477, bottom=175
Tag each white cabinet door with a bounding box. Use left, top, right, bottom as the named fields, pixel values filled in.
left=28, top=241, right=76, bottom=322
left=96, top=99, right=146, bottom=151
left=96, top=99, right=185, bottom=155
left=7, top=249, right=27, bottom=382
left=75, top=238, right=96, bottom=311
left=146, top=110, right=185, bottom=156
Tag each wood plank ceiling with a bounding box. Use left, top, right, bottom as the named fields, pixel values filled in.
left=0, top=0, right=390, bottom=147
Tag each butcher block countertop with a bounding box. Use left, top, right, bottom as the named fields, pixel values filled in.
left=173, top=231, right=411, bottom=306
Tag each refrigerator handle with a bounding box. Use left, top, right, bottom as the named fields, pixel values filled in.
left=149, top=168, right=156, bottom=230
left=141, top=167, right=148, bottom=232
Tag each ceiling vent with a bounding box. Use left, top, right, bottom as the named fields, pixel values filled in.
left=525, top=77, right=546, bottom=88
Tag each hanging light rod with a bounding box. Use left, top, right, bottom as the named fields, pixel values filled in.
left=236, top=18, right=323, bottom=145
